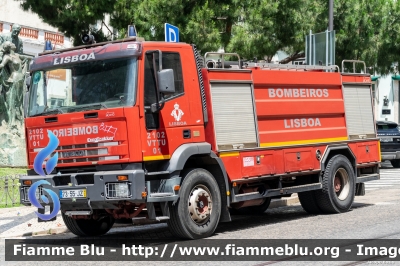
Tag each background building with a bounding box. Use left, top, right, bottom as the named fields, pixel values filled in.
left=0, top=0, right=72, bottom=167
left=0, top=0, right=72, bottom=56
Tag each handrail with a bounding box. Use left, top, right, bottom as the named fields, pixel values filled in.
left=243, top=62, right=340, bottom=72
left=341, top=60, right=366, bottom=73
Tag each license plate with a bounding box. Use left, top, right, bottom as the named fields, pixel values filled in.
left=60, top=189, right=86, bottom=199
left=380, top=138, right=393, bottom=142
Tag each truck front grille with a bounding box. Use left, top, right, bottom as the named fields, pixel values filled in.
left=34, top=142, right=119, bottom=164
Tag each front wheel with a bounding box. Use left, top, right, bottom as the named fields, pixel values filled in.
left=316, top=155, right=355, bottom=213
left=62, top=213, right=115, bottom=237
left=167, top=168, right=221, bottom=239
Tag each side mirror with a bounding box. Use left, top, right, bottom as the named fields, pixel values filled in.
left=157, top=69, right=175, bottom=95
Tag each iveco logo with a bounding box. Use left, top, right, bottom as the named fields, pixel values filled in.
left=62, top=150, right=85, bottom=158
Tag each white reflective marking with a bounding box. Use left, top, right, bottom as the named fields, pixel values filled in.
left=99, top=156, right=119, bottom=161
left=375, top=202, right=395, bottom=205
left=98, top=142, right=118, bottom=147
left=364, top=184, right=392, bottom=187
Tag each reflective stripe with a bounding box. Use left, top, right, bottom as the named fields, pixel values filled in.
left=261, top=137, right=348, bottom=147
left=143, top=155, right=171, bottom=161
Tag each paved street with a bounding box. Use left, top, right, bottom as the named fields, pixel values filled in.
left=1, top=163, right=400, bottom=266
left=366, top=161, right=400, bottom=191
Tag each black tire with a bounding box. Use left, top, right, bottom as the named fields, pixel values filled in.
left=62, top=213, right=115, bottom=237
left=391, top=159, right=400, bottom=168
left=167, top=168, right=221, bottom=239
left=315, top=155, right=355, bottom=213
left=230, top=197, right=272, bottom=215
left=298, top=191, right=322, bottom=214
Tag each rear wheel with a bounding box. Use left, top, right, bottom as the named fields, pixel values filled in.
left=298, top=191, right=323, bottom=214
left=168, top=168, right=221, bottom=239
left=62, top=213, right=115, bottom=237
left=297, top=175, right=322, bottom=214
left=391, top=159, right=400, bottom=168
left=315, top=155, right=355, bottom=213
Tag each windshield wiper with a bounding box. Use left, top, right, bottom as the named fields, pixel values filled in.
left=68, top=103, right=108, bottom=112
left=30, top=108, right=64, bottom=117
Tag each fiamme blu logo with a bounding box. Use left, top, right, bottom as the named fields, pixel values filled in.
left=28, top=130, right=60, bottom=220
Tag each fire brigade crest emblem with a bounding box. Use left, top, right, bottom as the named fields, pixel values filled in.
left=171, top=103, right=184, bottom=121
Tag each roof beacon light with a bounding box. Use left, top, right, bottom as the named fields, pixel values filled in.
left=44, top=40, right=52, bottom=51
left=128, top=25, right=137, bottom=38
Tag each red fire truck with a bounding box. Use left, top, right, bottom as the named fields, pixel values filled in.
left=19, top=36, right=380, bottom=239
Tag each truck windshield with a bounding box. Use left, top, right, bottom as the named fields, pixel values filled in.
left=28, top=57, right=137, bottom=117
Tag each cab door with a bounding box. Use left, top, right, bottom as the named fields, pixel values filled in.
left=141, top=50, right=189, bottom=162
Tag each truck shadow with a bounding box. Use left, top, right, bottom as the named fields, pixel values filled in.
left=38, top=202, right=374, bottom=240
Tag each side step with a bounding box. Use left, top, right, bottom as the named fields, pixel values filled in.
left=131, top=216, right=169, bottom=224
left=65, top=211, right=92, bottom=216
left=231, top=183, right=322, bottom=203
left=357, top=174, right=379, bottom=183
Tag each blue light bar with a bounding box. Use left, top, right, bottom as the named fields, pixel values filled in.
left=44, top=40, right=52, bottom=51
left=128, top=25, right=137, bottom=37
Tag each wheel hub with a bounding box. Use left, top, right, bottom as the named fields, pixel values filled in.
left=334, top=168, right=350, bottom=200
left=334, top=176, right=341, bottom=192
left=188, top=185, right=212, bottom=225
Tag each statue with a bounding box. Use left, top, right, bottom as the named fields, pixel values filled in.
left=0, top=24, right=23, bottom=63
left=0, top=41, right=29, bottom=126
left=0, top=25, right=32, bottom=167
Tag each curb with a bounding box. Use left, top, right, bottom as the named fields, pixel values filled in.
left=0, top=221, right=138, bottom=239
left=270, top=195, right=299, bottom=209
left=1, top=196, right=300, bottom=238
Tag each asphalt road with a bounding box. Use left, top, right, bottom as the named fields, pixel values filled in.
left=2, top=161, right=400, bottom=266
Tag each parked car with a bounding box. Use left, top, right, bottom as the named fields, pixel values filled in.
left=376, top=120, right=400, bottom=168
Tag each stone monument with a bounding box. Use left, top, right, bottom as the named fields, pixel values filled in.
left=0, top=24, right=32, bottom=167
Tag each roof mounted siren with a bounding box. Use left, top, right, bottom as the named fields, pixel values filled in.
left=44, top=40, right=53, bottom=51
left=128, top=25, right=137, bottom=38
left=82, top=33, right=96, bottom=44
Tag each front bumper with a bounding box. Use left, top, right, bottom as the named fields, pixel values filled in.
left=19, top=170, right=146, bottom=209
left=381, top=151, right=400, bottom=160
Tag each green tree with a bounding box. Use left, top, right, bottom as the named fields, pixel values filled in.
left=111, top=0, right=232, bottom=52
left=19, top=0, right=116, bottom=46
left=318, top=0, right=393, bottom=74
left=18, top=0, right=400, bottom=74
left=375, top=0, right=400, bottom=75
left=227, top=0, right=324, bottom=62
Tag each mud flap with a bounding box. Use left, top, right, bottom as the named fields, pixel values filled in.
left=37, top=205, right=56, bottom=222
left=355, top=183, right=365, bottom=196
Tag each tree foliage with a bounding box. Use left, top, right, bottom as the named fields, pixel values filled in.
left=18, top=0, right=400, bottom=74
